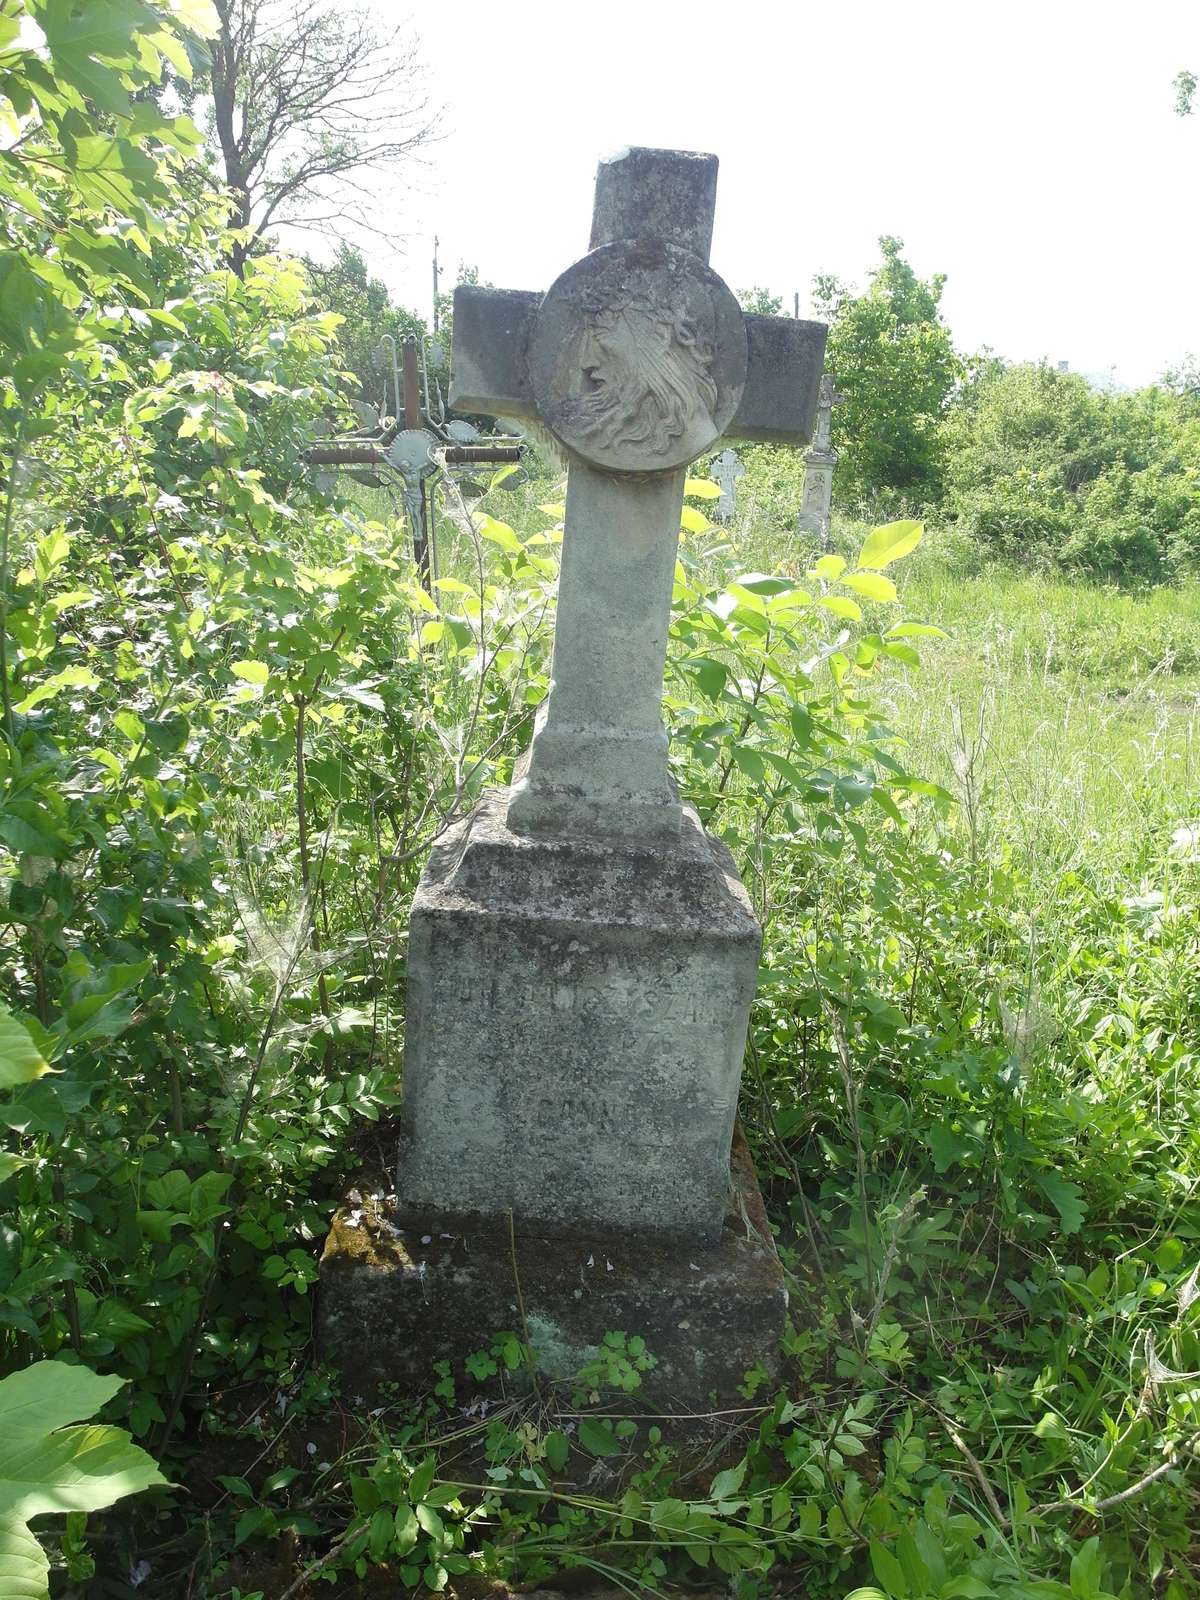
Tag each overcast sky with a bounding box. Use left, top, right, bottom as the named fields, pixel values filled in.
left=336, top=0, right=1198, bottom=388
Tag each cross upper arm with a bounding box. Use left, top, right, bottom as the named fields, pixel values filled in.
left=447, top=286, right=539, bottom=420
left=727, top=315, right=828, bottom=445
left=447, top=296, right=828, bottom=447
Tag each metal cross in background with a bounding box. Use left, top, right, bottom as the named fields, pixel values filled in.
left=305, top=333, right=523, bottom=587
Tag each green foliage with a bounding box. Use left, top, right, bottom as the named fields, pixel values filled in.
left=0, top=0, right=215, bottom=400
left=738, top=286, right=785, bottom=316
left=944, top=361, right=1200, bottom=579
left=2, top=5, right=1199, bottom=1595
left=814, top=237, right=962, bottom=509
left=302, top=242, right=429, bottom=405
left=0, top=1360, right=166, bottom=1599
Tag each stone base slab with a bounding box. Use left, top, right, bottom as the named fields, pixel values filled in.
left=318, top=1131, right=787, bottom=1411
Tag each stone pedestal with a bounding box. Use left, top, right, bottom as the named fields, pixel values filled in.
left=318, top=788, right=789, bottom=1406
left=398, top=787, right=759, bottom=1243
left=319, top=1129, right=787, bottom=1408
left=797, top=446, right=837, bottom=541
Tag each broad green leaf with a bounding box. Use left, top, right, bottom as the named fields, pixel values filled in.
left=810, top=553, right=846, bottom=581
left=14, top=666, right=99, bottom=714
left=684, top=477, right=722, bottom=499
left=164, top=0, right=220, bottom=39
left=869, top=1539, right=910, bottom=1597
left=818, top=594, right=863, bottom=622
left=230, top=660, right=269, bottom=685
left=1070, top=1536, right=1103, bottom=1600
left=0, top=1362, right=167, bottom=1600
left=885, top=620, right=947, bottom=639
left=577, top=1417, right=621, bottom=1457
left=680, top=504, right=710, bottom=534
left=842, top=572, right=898, bottom=603
left=537, top=503, right=565, bottom=519
left=858, top=519, right=923, bottom=570
left=478, top=515, right=523, bottom=554
left=544, top=1430, right=569, bottom=1472
left=709, top=1461, right=746, bottom=1500
left=0, top=1154, right=28, bottom=1184
left=340, top=683, right=385, bottom=712
left=0, top=1515, right=47, bottom=1600
left=927, top=1121, right=972, bottom=1172
left=1036, top=1172, right=1087, bottom=1235
left=0, top=1005, right=50, bottom=1090
left=882, top=641, right=921, bottom=666
left=733, top=572, right=794, bottom=595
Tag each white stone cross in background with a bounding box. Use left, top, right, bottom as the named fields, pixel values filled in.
left=710, top=446, right=746, bottom=522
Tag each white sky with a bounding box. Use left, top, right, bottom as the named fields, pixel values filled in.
left=339, top=0, right=1198, bottom=388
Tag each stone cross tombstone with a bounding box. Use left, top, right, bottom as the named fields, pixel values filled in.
left=797, top=373, right=845, bottom=544
left=710, top=446, right=746, bottom=522
left=320, top=148, right=827, bottom=1403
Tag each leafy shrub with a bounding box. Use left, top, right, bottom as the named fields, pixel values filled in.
left=944, top=363, right=1200, bottom=580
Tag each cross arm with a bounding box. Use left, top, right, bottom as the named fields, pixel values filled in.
left=727, top=315, right=828, bottom=445
left=447, top=285, right=540, bottom=420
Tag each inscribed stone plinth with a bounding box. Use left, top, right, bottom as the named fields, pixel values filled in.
left=397, top=790, right=759, bottom=1242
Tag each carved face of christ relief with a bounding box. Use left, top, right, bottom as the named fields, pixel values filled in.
left=574, top=295, right=720, bottom=461
left=528, top=240, right=748, bottom=474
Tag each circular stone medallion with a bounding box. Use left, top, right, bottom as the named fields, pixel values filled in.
left=528, top=239, right=747, bottom=474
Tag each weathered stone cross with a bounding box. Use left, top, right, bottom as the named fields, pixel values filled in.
left=450, top=147, right=826, bottom=842
left=711, top=446, right=747, bottom=522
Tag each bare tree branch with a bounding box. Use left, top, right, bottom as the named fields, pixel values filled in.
left=205, top=0, right=442, bottom=273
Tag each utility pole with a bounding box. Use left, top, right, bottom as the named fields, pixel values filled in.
left=432, top=236, right=442, bottom=333
left=794, top=290, right=799, bottom=318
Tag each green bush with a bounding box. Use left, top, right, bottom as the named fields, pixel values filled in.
left=944, top=363, right=1200, bottom=580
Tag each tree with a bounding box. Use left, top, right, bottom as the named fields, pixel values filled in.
left=1175, top=69, right=1196, bottom=115
left=1163, top=353, right=1200, bottom=406
left=813, top=236, right=962, bottom=507
left=207, top=0, right=440, bottom=272
left=737, top=286, right=784, bottom=316
left=303, top=243, right=428, bottom=404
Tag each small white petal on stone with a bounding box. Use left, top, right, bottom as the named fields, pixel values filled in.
left=606, top=1259, right=613, bottom=1272
left=306, top=1441, right=316, bottom=1455
left=690, top=1262, right=700, bottom=1271
left=421, top=1234, right=433, bottom=1244
left=586, top=1254, right=594, bottom=1267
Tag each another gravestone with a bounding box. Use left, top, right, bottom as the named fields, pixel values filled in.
left=319, top=148, right=827, bottom=1403
left=797, top=375, right=845, bottom=544
left=711, top=446, right=746, bottom=522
